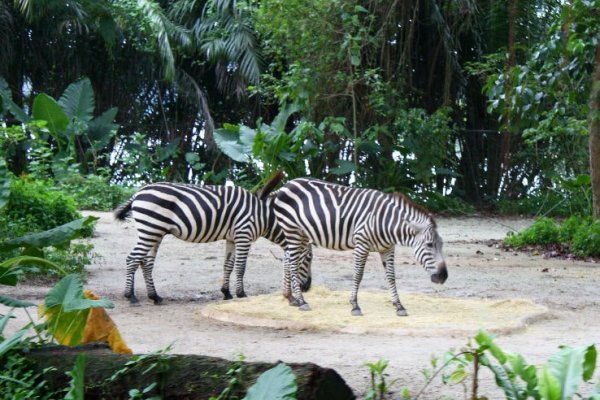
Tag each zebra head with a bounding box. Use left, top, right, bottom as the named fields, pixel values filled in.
left=409, top=222, right=448, bottom=284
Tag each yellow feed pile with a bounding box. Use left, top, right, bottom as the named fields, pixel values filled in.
left=199, top=287, right=549, bottom=336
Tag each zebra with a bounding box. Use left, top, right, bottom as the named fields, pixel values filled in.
left=274, top=177, right=448, bottom=316
left=114, top=173, right=312, bottom=305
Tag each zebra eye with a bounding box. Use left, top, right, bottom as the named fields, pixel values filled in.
left=426, top=242, right=434, bottom=248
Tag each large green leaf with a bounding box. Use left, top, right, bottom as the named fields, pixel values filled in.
left=87, top=107, right=118, bottom=150
left=0, top=310, right=13, bottom=335
left=270, top=103, right=300, bottom=132
left=0, top=216, right=98, bottom=252
left=59, top=78, right=95, bottom=122
left=32, top=93, right=69, bottom=136
left=43, top=275, right=112, bottom=346
left=0, top=295, right=35, bottom=308
left=547, top=345, right=595, bottom=399
left=538, top=365, right=561, bottom=400
left=0, top=327, right=29, bottom=357
left=0, top=256, right=66, bottom=286
left=45, top=274, right=113, bottom=312
left=582, top=345, right=597, bottom=381
left=214, top=127, right=252, bottom=163
left=243, top=363, right=297, bottom=400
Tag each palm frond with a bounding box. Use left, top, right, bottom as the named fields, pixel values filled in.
left=137, top=0, right=191, bottom=81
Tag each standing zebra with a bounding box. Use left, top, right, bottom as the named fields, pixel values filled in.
left=274, top=178, right=448, bottom=316
left=114, top=173, right=312, bottom=304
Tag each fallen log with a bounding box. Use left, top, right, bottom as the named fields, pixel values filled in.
left=21, top=344, right=355, bottom=399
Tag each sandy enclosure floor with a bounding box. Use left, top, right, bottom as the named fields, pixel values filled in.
left=3, top=212, right=600, bottom=398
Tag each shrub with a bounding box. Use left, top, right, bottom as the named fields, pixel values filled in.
left=58, top=174, right=136, bottom=211
left=504, top=217, right=560, bottom=247
left=570, top=219, right=600, bottom=257
left=418, top=191, right=475, bottom=215
left=0, top=178, right=95, bottom=278
left=3, top=178, right=88, bottom=235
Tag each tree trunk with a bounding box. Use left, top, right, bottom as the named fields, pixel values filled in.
left=589, top=41, right=600, bottom=219
left=18, top=344, right=355, bottom=400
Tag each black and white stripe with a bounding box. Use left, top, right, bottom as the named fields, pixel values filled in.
left=114, top=177, right=312, bottom=304
left=274, top=178, right=448, bottom=316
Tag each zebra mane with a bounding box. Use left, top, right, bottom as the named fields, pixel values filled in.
left=391, top=192, right=437, bottom=227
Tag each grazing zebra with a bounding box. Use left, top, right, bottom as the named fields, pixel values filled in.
left=114, top=174, right=312, bottom=304
left=274, top=177, right=448, bottom=316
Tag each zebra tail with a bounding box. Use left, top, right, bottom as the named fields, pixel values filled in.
left=256, top=170, right=285, bottom=200
left=114, top=196, right=135, bottom=221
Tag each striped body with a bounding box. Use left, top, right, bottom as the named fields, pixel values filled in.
left=274, top=178, right=448, bottom=316
left=115, top=182, right=311, bottom=304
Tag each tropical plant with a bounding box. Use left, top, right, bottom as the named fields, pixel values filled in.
left=243, top=363, right=297, bottom=400
left=407, top=330, right=599, bottom=399
left=1, top=77, right=118, bottom=177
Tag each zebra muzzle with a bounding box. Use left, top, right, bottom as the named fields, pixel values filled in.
left=430, top=262, right=448, bottom=284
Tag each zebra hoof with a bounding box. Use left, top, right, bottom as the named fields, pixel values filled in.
left=128, top=297, right=140, bottom=306
left=151, top=295, right=163, bottom=305
left=221, top=289, right=233, bottom=300
left=288, top=298, right=301, bottom=307
left=396, top=308, right=408, bottom=317
left=299, top=304, right=311, bottom=311
left=351, top=308, right=363, bottom=316
left=236, top=291, right=247, bottom=298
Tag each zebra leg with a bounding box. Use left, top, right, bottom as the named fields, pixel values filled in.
left=233, top=239, right=252, bottom=298
left=221, top=241, right=235, bottom=300
left=282, top=250, right=292, bottom=301
left=288, top=244, right=310, bottom=310
left=141, top=241, right=163, bottom=305
left=299, top=245, right=313, bottom=292
left=349, top=244, right=369, bottom=316
left=380, top=248, right=407, bottom=316
left=124, top=253, right=141, bottom=305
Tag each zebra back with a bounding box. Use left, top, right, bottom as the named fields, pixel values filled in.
left=274, top=178, right=436, bottom=250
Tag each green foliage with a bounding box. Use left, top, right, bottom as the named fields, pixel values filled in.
left=1, top=178, right=92, bottom=237
left=214, top=104, right=324, bottom=180
left=498, top=175, right=592, bottom=217
left=2, top=78, right=118, bottom=178
left=0, top=353, right=54, bottom=400
left=431, top=331, right=598, bottom=400
left=504, top=217, right=560, bottom=247
left=485, top=0, right=599, bottom=186
left=64, top=354, right=86, bottom=400
left=393, top=107, right=458, bottom=187
left=416, top=191, right=475, bottom=216
left=0, top=217, right=97, bottom=253
left=210, top=354, right=250, bottom=400
left=243, top=363, right=297, bottom=400
left=101, top=345, right=173, bottom=399
left=58, top=174, right=137, bottom=211
left=570, top=219, right=600, bottom=257
left=504, top=215, right=600, bottom=257
left=365, top=359, right=395, bottom=400
left=0, top=161, right=10, bottom=210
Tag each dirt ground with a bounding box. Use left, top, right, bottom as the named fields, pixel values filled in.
left=4, top=212, right=600, bottom=398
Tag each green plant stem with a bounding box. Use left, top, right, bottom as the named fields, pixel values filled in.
left=24, top=309, right=44, bottom=343
left=414, top=351, right=472, bottom=400
left=471, top=352, right=479, bottom=400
